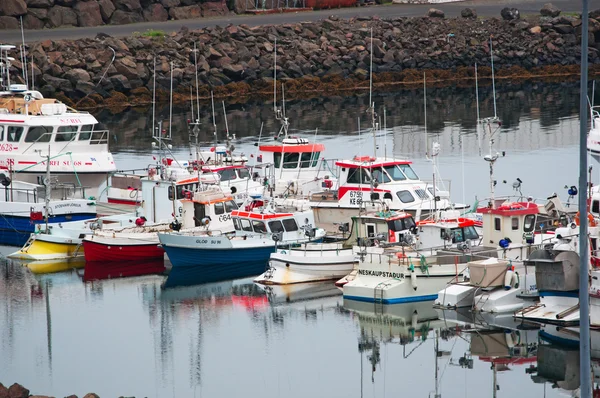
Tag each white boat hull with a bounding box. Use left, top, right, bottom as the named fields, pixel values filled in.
left=515, top=294, right=580, bottom=325
left=254, top=244, right=357, bottom=284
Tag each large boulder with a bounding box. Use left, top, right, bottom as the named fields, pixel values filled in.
left=0, top=16, right=19, bottom=28
left=23, top=13, right=44, bottom=28
left=28, top=7, right=48, bottom=19
left=0, top=0, right=27, bottom=16
left=426, top=8, right=444, bottom=18
left=74, top=1, right=103, bottom=27
left=113, top=0, right=141, bottom=12
left=109, top=9, right=143, bottom=24
left=143, top=3, right=167, bottom=21
left=26, top=0, right=54, bottom=8
left=114, top=56, right=139, bottom=79
left=201, top=1, right=228, bottom=17
left=461, top=7, right=476, bottom=19
left=98, top=0, right=115, bottom=22
left=541, top=3, right=561, bottom=17
left=109, top=74, right=131, bottom=92
left=7, top=384, right=29, bottom=398
left=501, top=7, right=520, bottom=20
left=47, top=5, right=77, bottom=27
left=169, top=5, right=201, bottom=19
left=591, top=9, right=600, bottom=20
left=64, top=68, right=91, bottom=84
left=159, top=0, right=180, bottom=8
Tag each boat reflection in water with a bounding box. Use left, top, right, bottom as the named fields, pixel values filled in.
left=257, top=280, right=342, bottom=309
left=162, top=261, right=267, bottom=289
left=9, top=257, right=86, bottom=275
left=83, top=259, right=166, bottom=282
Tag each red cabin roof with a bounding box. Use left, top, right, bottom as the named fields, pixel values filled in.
left=417, top=217, right=477, bottom=228
left=231, top=210, right=294, bottom=220
left=476, top=201, right=539, bottom=216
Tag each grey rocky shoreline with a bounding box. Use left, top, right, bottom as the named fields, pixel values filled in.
left=5, top=4, right=600, bottom=110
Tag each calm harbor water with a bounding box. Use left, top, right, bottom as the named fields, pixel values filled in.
left=0, top=81, right=594, bottom=397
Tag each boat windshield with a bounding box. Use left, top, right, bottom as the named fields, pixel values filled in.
left=383, top=165, right=406, bottom=181
left=387, top=217, right=416, bottom=232
left=398, top=164, right=419, bottom=180
left=451, top=226, right=479, bottom=242
left=463, top=226, right=479, bottom=240
left=371, top=167, right=391, bottom=183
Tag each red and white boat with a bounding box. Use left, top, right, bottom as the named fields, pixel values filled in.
left=83, top=187, right=239, bottom=262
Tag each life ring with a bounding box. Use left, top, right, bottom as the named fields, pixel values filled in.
left=575, top=211, right=597, bottom=227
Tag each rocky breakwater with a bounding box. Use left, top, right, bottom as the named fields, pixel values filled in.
left=10, top=6, right=600, bottom=110
left=0, top=0, right=230, bottom=30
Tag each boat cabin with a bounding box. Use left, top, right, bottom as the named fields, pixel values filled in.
left=311, top=156, right=451, bottom=213
left=477, top=201, right=541, bottom=247
left=230, top=196, right=318, bottom=240
left=342, top=209, right=416, bottom=248
left=258, top=137, right=330, bottom=195
left=197, top=164, right=264, bottom=203
left=179, top=189, right=237, bottom=232
left=415, top=213, right=480, bottom=251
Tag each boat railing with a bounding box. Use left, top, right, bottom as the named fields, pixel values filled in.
left=89, top=130, right=109, bottom=145
left=0, top=183, right=88, bottom=203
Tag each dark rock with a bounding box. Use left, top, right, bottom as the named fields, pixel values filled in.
left=460, top=7, right=476, bottom=19
left=65, top=68, right=91, bottom=84
left=201, top=1, right=228, bottom=17
left=28, top=7, right=48, bottom=19
left=514, top=21, right=530, bottom=30
left=222, top=63, right=244, bottom=79
left=0, top=384, right=7, bottom=398
left=159, top=0, right=180, bottom=8
left=0, top=0, right=27, bottom=16
left=113, top=0, right=141, bottom=12
left=74, top=1, right=103, bottom=27
left=590, top=9, right=600, bottom=20
left=43, top=62, right=63, bottom=76
left=26, top=0, right=53, bottom=8
left=75, top=81, right=96, bottom=97
left=501, top=7, right=520, bottom=21
left=540, top=3, right=560, bottom=17
left=98, top=0, right=115, bottom=22
left=54, top=0, right=76, bottom=6
left=114, top=56, right=139, bottom=79
left=109, top=74, right=131, bottom=92
left=427, top=8, right=444, bottom=18
left=47, top=5, right=77, bottom=27
left=143, top=3, right=167, bottom=22
left=554, top=24, right=574, bottom=34
left=169, top=5, right=201, bottom=19
left=7, top=383, right=29, bottom=398
left=109, top=10, right=143, bottom=24
left=23, top=13, right=44, bottom=28
left=0, top=16, right=19, bottom=29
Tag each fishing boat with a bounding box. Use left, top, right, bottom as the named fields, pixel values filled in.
left=82, top=186, right=237, bottom=262
left=158, top=195, right=326, bottom=281
left=0, top=45, right=119, bottom=246
left=588, top=105, right=600, bottom=155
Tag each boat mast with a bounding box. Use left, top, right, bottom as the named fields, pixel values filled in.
left=482, top=38, right=501, bottom=209
left=44, top=144, right=51, bottom=232
left=578, top=0, right=592, bottom=396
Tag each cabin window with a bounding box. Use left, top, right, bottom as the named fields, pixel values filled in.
left=511, top=217, right=519, bottom=231
left=273, top=153, right=282, bottom=168
left=232, top=217, right=241, bottom=230
left=55, top=125, right=78, bottom=142
left=311, top=152, right=320, bottom=167
left=283, top=153, right=299, bottom=169
left=282, top=218, right=298, bottom=232
left=214, top=202, right=225, bottom=215
left=218, top=169, right=237, bottom=181
left=398, top=164, right=419, bottom=180
left=593, top=200, right=600, bottom=214
left=25, top=126, right=53, bottom=143
left=7, top=126, right=23, bottom=142
left=592, top=238, right=598, bottom=257
left=384, top=165, right=406, bottom=181
left=347, top=168, right=371, bottom=184
left=0, top=126, right=4, bottom=141
left=371, top=167, right=391, bottom=183
left=366, top=223, right=376, bottom=237
left=79, top=124, right=93, bottom=140
left=494, top=217, right=501, bottom=231
left=300, top=152, right=312, bottom=168
left=268, top=220, right=284, bottom=233
left=240, top=219, right=253, bottom=232
left=397, top=190, right=415, bottom=203
left=464, top=226, right=479, bottom=240
left=388, top=217, right=415, bottom=232
left=252, top=220, right=267, bottom=233
left=451, top=228, right=465, bottom=243
left=225, top=200, right=237, bottom=212
left=237, top=168, right=250, bottom=179
left=194, top=203, right=206, bottom=226
left=414, top=189, right=429, bottom=200
left=523, top=214, right=535, bottom=232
